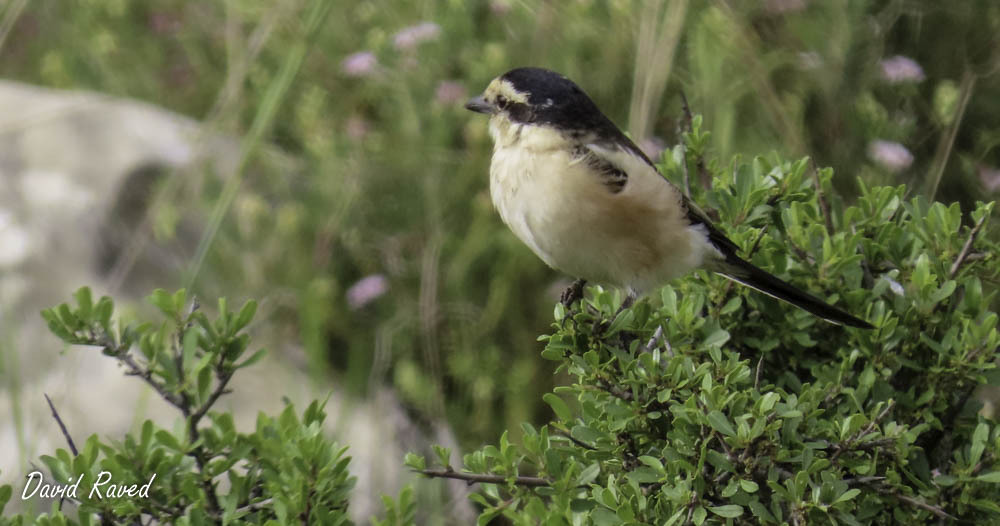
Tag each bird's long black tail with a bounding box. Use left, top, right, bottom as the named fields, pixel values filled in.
left=709, top=255, right=873, bottom=329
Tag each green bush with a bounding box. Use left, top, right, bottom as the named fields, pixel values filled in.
left=409, top=120, right=1000, bottom=524
left=1, top=289, right=359, bottom=525
left=5, top=117, right=998, bottom=524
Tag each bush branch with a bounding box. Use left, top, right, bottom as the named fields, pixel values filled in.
left=44, top=393, right=78, bottom=456
left=949, top=214, right=987, bottom=279
left=419, top=469, right=550, bottom=487
left=832, top=400, right=895, bottom=461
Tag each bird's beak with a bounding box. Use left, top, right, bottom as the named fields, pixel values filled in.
left=465, top=95, right=495, bottom=114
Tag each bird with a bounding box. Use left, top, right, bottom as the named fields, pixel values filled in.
left=465, top=67, right=872, bottom=329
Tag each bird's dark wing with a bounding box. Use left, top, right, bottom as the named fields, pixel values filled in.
left=571, top=145, right=628, bottom=193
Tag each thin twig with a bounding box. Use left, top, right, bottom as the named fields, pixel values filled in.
left=556, top=431, right=597, bottom=451
left=949, top=214, right=987, bottom=279
left=119, top=353, right=185, bottom=408
left=810, top=160, right=834, bottom=236
left=684, top=491, right=699, bottom=525
left=926, top=70, right=976, bottom=201
left=754, top=356, right=764, bottom=391
left=678, top=90, right=693, bottom=198
left=419, top=469, right=550, bottom=487
left=845, top=476, right=886, bottom=486
left=678, top=90, right=712, bottom=190
left=832, top=400, right=895, bottom=461
left=190, top=372, right=234, bottom=428
left=874, top=487, right=955, bottom=521
left=642, top=325, right=667, bottom=355
left=44, top=394, right=78, bottom=456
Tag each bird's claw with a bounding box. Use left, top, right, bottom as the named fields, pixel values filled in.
left=560, top=279, right=586, bottom=308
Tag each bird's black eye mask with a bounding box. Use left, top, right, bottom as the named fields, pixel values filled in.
left=500, top=97, right=535, bottom=123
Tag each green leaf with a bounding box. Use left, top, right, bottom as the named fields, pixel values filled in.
left=149, top=288, right=176, bottom=317
left=577, top=463, right=601, bottom=485
left=432, top=445, right=451, bottom=468
left=834, top=488, right=861, bottom=504
left=707, top=411, right=737, bottom=437
left=404, top=453, right=426, bottom=471
left=232, top=300, right=258, bottom=333
left=543, top=393, right=573, bottom=422
left=976, top=471, right=1000, bottom=483
left=197, top=366, right=212, bottom=404
left=692, top=505, right=707, bottom=525
left=703, top=328, right=730, bottom=348
left=0, top=484, right=11, bottom=514
left=758, top=392, right=779, bottom=414
left=590, top=507, right=623, bottom=526
left=74, top=287, right=93, bottom=320
left=235, top=348, right=268, bottom=369
left=662, top=287, right=677, bottom=315
left=740, top=479, right=759, bottom=493
left=971, top=422, right=988, bottom=466
left=155, top=430, right=183, bottom=451
left=709, top=504, right=744, bottom=518
left=638, top=456, right=664, bottom=473
left=604, top=308, right=634, bottom=336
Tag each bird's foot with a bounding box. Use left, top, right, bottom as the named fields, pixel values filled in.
left=613, top=292, right=636, bottom=317
left=560, top=279, right=587, bottom=309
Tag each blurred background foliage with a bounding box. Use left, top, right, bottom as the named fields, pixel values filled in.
left=2, top=0, right=997, bottom=451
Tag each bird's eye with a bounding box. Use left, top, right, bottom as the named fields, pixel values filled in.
left=495, top=95, right=508, bottom=108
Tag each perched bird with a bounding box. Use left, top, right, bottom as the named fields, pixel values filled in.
left=465, top=67, right=872, bottom=329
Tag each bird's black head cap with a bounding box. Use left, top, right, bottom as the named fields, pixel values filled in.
left=496, top=67, right=618, bottom=136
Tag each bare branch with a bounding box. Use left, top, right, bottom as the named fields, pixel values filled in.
left=875, top=487, right=956, bottom=521
left=809, top=160, right=834, bottom=236
left=832, top=400, right=895, bottom=461
left=754, top=356, right=764, bottom=391
left=642, top=325, right=667, bottom=355
left=44, top=394, right=78, bottom=456
left=949, top=214, right=987, bottom=279
left=117, top=351, right=186, bottom=409
left=419, top=469, right=550, bottom=487
left=677, top=90, right=712, bottom=191
left=555, top=430, right=597, bottom=451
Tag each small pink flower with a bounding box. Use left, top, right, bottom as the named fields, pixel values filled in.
left=489, top=1, right=512, bottom=15
left=393, top=22, right=441, bottom=51
left=435, top=80, right=467, bottom=105
left=979, top=165, right=1000, bottom=193
left=148, top=12, right=181, bottom=35
left=347, top=274, right=389, bottom=309
left=341, top=51, right=378, bottom=77
left=344, top=116, right=371, bottom=141
left=797, top=51, right=823, bottom=70
left=879, top=55, right=925, bottom=84
left=868, top=140, right=914, bottom=172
